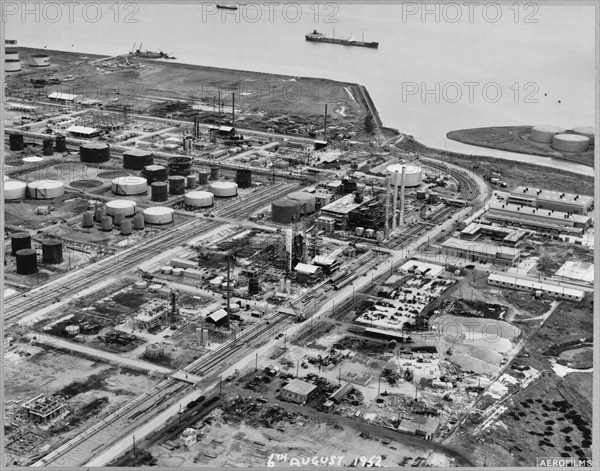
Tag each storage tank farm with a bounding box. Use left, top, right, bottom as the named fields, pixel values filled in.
left=529, top=125, right=566, bottom=143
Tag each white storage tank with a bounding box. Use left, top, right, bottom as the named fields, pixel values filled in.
left=162, top=266, right=173, bottom=274
left=4, top=181, right=27, bottom=200
left=530, top=125, right=566, bottom=143
left=287, top=192, right=316, bottom=214
left=65, top=325, right=80, bottom=335
left=209, top=181, right=238, bottom=197
left=572, top=127, right=595, bottom=146
left=184, top=190, right=214, bottom=208
left=386, top=163, right=422, bottom=187
left=112, top=176, right=148, bottom=195
left=134, top=281, right=148, bottom=289
left=28, top=180, right=65, bottom=199
left=105, top=200, right=137, bottom=217
left=172, top=268, right=184, bottom=277
left=552, top=134, right=590, bottom=153
left=143, top=207, right=174, bottom=224
left=29, top=54, right=50, bottom=67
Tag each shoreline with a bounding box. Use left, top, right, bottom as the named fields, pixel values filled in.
left=10, top=47, right=591, bottom=180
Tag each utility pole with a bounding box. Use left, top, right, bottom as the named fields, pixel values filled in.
left=226, top=253, right=231, bottom=329
left=133, top=435, right=136, bottom=458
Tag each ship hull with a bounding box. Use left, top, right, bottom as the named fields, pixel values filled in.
left=305, top=36, right=378, bottom=49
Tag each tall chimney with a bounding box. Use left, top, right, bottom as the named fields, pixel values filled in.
left=218, top=90, right=221, bottom=126
left=232, top=93, right=235, bottom=128
left=384, top=173, right=391, bottom=237
left=392, top=170, right=399, bottom=232
left=323, top=104, right=328, bottom=142
left=399, top=166, right=406, bottom=228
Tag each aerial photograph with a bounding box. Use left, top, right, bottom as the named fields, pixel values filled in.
left=0, top=1, right=596, bottom=468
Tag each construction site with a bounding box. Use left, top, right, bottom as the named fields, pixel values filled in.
left=2, top=42, right=594, bottom=468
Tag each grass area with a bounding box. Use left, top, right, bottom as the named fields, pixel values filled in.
left=446, top=126, right=594, bottom=167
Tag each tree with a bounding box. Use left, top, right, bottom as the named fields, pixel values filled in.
left=364, top=115, right=375, bottom=134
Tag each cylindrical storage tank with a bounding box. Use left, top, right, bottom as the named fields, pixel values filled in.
left=120, top=219, right=133, bottom=235
left=167, top=156, right=192, bottom=176
left=186, top=174, right=198, bottom=189
left=287, top=192, right=316, bottom=214
left=428, top=193, right=440, bottom=204
left=161, top=266, right=172, bottom=274
left=4, top=181, right=27, bottom=200
left=42, top=139, right=54, bottom=156
left=112, top=177, right=147, bottom=195
left=184, top=190, right=214, bottom=208
left=122, top=149, right=154, bottom=170
left=248, top=277, right=260, bottom=295
left=530, top=125, right=565, bottom=143
left=16, top=249, right=37, bottom=275
left=375, top=231, right=384, bottom=241
left=142, top=165, right=169, bottom=185
left=105, top=200, right=137, bottom=217
left=5, top=59, right=21, bottom=72
left=133, top=213, right=145, bottom=230
left=94, top=206, right=107, bottom=222
left=101, top=216, right=113, bottom=231
left=172, top=268, right=184, bottom=277
left=198, top=172, right=210, bottom=185
left=143, top=207, right=174, bottom=225
left=134, top=281, right=148, bottom=289
left=11, top=233, right=31, bottom=256
left=209, top=277, right=223, bottom=288
left=236, top=169, right=252, bottom=188
left=416, top=190, right=427, bottom=200
left=9, top=134, right=24, bottom=151
left=209, top=181, right=238, bottom=198
left=168, top=176, right=186, bottom=195
left=151, top=182, right=168, bottom=202
left=355, top=227, right=365, bottom=237
left=55, top=135, right=67, bottom=152
left=210, top=167, right=220, bottom=180
left=41, top=239, right=63, bottom=264
left=113, top=213, right=125, bottom=226
left=386, top=163, right=423, bottom=188
left=552, top=134, right=590, bottom=153
left=28, top=181, right=65, bottom=199
left=271, top=198, right=300, bottom=224
left=65, top=325, right=80, bottom=336
left=145, top=344, right=164, bottom=358
left=365, top=229, right=375, bottom=238
left=82, top=212, right=94, bottom=227
left=80, top=143, right=110, bottom=163
left=572, top=127, right=595, bottom=146
left=5, top=49, right=19, bottom=60
left=29, top=54, right=50, bottom=67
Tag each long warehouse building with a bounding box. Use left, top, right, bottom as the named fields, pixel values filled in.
left=440, top=237, right=520, bottom=266
left=487, top=273, right=585, bottom=302
left=507, top=187, right=593, bottom=215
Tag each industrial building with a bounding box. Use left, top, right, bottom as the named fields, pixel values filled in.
left=279, top=379, right=317, bottom=404
left=487, top=202, right=592, bottom=236
left=487, top=273, right=585, bottom=302
left=460, top=222, right=527, bottom=246
left=48, top=92, right=78, bottom=103
left=68, top=125, right=102, bottom=138
left=398, top=260, right=444, bottom=278
left=206, top=309, right=228, bottom=327
left=294, top=263, right=322, bottom=283
left=20, top=394, right=64, bottom=423
left=440, top=237, right=520, bottom=266
left=554, top=261, right=594, bottom=285
left=319, top=194, right=379, bottom=231
left=507, top=187, right=593, bottom=215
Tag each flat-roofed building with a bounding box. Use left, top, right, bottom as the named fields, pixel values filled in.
left=554, top=261, right=594, bottom=285
left=48, top=91, right=78, bottom=103
left=487, top=202, right=591, bottom=236
left=66, top=125, right=102, bottom=138
left=294, top=263, right=322, bottom=283
left=399, top=260, right=445, bottom=278
left=320, top=193, right=375, bottom=231
left=460, top=222, right=526, bottom=246
left=441, top=237, right=520, bottom=266
left=280, top=379, right=317, bottom=404
left=507, top=187, right=593, bottom=215
left=487, top=273, right=585, bottom=301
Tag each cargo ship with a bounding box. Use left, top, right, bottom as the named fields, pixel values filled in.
left=216, top=4, right=238, bottom=10
left=305, top=30, right=378, bottom=49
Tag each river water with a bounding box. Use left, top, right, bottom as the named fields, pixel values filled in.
left=7, top=3, right=595, bottom=176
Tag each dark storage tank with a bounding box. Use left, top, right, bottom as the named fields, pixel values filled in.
left=198, top=172, right=210, bottom=185
left=168, top=176, right=186, bottom=195
left=55, top=135, right=67, bottom=152
left=16, top=249, right=38, bottom=275
left=9, top=134, right=24, bottom=151
left=42, top=139, right=54, bottom=156
left=151, top=182, right=168, bottom=202
left=236, top=169, right=252, bottom=188
left=167, top=156, right=192, bottom=176
left=123, top=149, right=154, bottom=170
left=11, top=232, right=31, bottom=256
left=41, top=239, right=63, bottom=264
left=80, top=143, right=110, bottom=163
left=248, top=277, right=260, bottom=295
left=271, top=198, right=301, bottom=224
left=142, top=165, right=169, bottom=185
left=210, top=167, right=220, bottom=180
